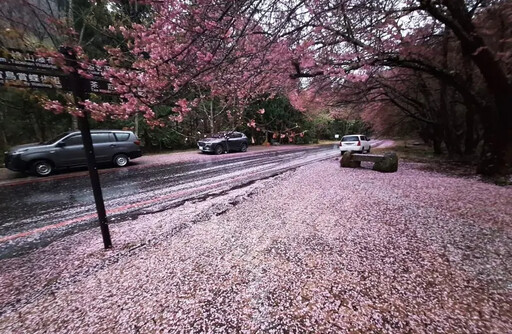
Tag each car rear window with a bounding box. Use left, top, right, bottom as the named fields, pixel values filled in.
left=341, top=136, right=359, bottom=142
left=114, top=133, right=130, bottom=141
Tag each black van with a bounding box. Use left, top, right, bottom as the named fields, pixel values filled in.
left=4, top=130, right=142, bottom=176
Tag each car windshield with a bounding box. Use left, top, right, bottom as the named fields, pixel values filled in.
left=41, top=132, right=70, bottom=145
left=342, top=136, right=359, bottom=142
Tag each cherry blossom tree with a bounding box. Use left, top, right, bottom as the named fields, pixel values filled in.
left=244, top=97, right=309, bottom=144
left=76, top=1, right=296, bottom=124
left=4, top=0, right=511, bottom=177
left=261, top=0, right=511, bottom=176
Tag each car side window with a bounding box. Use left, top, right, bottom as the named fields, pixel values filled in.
left=64, top=135, right=83, bottom=146
left=114, top=133, right=130, bottom=141
left=231, top=133, right=242, bottom=138
left=91, top=133, right=111, bottom=144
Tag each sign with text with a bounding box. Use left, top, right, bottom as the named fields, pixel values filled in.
left=0, top=68, right=116, bottom=94
left=0, top=49, right=58, bottom=70
left=0, top=69, right=63, bottom=89
left=0, top=48, right=115, bottom=94
left=89, top=79, right=115, bottom=94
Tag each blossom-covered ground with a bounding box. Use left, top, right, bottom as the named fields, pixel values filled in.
left=0, top=159, right=511, bottom=333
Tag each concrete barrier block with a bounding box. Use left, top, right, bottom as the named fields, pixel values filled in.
left=340, top=151, right=361, bottom=168
left=372, top=152, right=398, bottom=172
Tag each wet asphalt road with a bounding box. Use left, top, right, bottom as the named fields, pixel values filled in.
left=0, top=145, right=339, bottom=258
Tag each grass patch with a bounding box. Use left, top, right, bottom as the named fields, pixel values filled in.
left=372, top=140, right=482, bottom=178
left=372, top=142, right=442, bottom=163
left=317, top=140, right=339, bottom=145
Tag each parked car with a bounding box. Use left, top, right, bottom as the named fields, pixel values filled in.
left=4, top=130, right=142, bottom=176
left=339, top=134, right=371, bottom=154
left=197, top=131, right=248, bottom=154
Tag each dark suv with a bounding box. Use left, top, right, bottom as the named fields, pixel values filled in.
left=197, top=131, right=248, bottom=154
left=4, top=130, right=142, bottom=176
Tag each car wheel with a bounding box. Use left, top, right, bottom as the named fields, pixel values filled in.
left=367, top=147, right=371, bottom=153
left=113, top=154, right=129, bottom=167
left=214, top=145, right=224, bottom=155
left=240, top=143, right=248, bottom=152
left=32, top=160, right=53, bottom=177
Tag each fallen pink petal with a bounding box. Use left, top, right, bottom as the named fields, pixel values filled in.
left=1, top=160, right=511, bottom=332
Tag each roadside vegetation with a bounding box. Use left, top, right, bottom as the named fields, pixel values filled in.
left=1, top=0, right=511, bottom=180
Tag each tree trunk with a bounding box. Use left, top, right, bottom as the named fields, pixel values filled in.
left=464, top=108, right=476, bottom=155
left=433, top=138, right=443, bottom=155
left=477, top=96, right=512, bottom=176
left=462, top=55, right=476, bottom=155
left=203, top=117, right=208, bottom=136
left=209, top=101, right=215, bottom=135
left=439, top=29, right=461, bottom=158
left=431, top=122, right=443, bottom=155
left=134, top=113, right=139, bottom=137
left=29, top=112, right=43, bottom=142
left=72, top=115, right=78, bottom=130
left=425, top=0, right=512, bottom=175
left=0, top=105, right=7, bottom=149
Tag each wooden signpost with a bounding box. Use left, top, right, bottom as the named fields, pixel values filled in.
left=0, top=47, right=114, bottom=249
left=0, top=48, right=115, bottom=94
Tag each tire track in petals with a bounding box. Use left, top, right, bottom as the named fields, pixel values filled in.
left=0, top=149, right=337, bottom=243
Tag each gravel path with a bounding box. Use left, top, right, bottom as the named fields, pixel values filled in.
left=1, top=159, right=511, bottom=333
